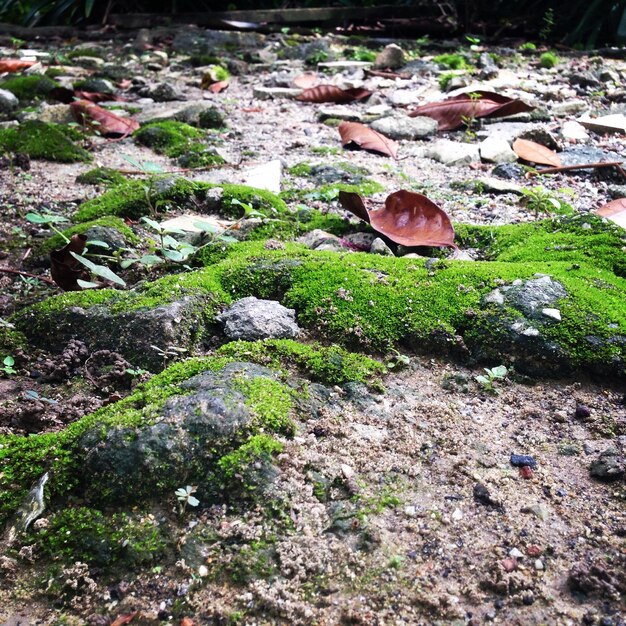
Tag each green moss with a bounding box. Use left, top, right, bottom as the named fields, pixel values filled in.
left=0, top=326, right=27, bottom=353
left=0, top=74, right=58, bottom=100
left=75, top=178, right=287, bottom=222
left=75, top=166, right=126, bottom=186
left=38, top=216, right=139, bottom=255
left=233, top=375, right=294, bottom=434
left=539, top=51, right=558, bottom=68
left=218, top=434, right=284, bottom=480
left=0, top=121, right=91, bottom=162
left=216, top=339, right=385, bottom=386
left=438, top=71, right=457, bottom=90
left=176, top=143, right=225, bottom=168
left=280, top=180, right=384, bottom=203
left=134, top=121, right=205, bottom=157
left=29, top=507, right=166, bottom=567
left=433, top=53, right=468, bottom=69
left=287, top=162, right=313, bottom=177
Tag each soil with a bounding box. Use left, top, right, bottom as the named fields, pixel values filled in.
left=0, top=26, right=625, bottom=626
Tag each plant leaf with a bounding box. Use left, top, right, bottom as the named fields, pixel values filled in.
left=70, top=100, right=140, bottom=138
left=338, top=121, right=398, bottom=158
left=26, top=212, right=68, bottom=224
left=76, top=279, right=101, bottom=289
left=512, top=139, right=561, bottom=166
left=187, top=496, right=200, bottom=507
left=70, top=252, right=126, bottom=286
left=339, top=190, right=455, bottom=248
left=596, top=198, right=626, bottom=228
left=410, top=91, right=534, bottom=131
left=296, top=85, right=372, bottom=103
left=50, top=233, right=88, bottom=291
left=110, top=612, right=138, bottom=626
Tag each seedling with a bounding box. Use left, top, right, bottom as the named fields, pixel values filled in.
left=25, top=211, right=70, bottom=243
left=175, top=485, right=199, bottom=516
left=475, top=365, right=508, bottom=393
left=386, top=349, right=411, bottom=370
left=1, top=355, right=16, bottom=375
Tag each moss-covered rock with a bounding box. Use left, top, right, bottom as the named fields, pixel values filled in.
left=38, top=216, right=139, bottom=255
left=74, top=177, right=288, bottom=222
left=75, top=166, right=126, bottom=186
left=0, top=75, right=58, bottom=101
left=0, top=120, right=91, bottom=162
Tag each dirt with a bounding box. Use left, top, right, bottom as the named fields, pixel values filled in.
left=0, top=26, right=625, bottom=626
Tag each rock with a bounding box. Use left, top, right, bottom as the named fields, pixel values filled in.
left=243, top=159, right=282, bottom=193
left=297, top=229, right=340, bottom=249
left=473, top=483, right=501, bottom=508
left=608, top=185, right=626, bottom=200
left=479, top=135, right=517, bottom=163
left=521, top=503, right=549, bottom=521
left=78, top=362, right=281, bottom=502
left=23, top=103, right=73, bottom=125
left=253, top=87, right=301, bottom=100
left=568, top=561, right=626, bottom=598
left=551, top=100, right=588, bottom=116
left=147, top=82, right=182, bottom=102
left=560, top=145, right=624, bottom=167
left=476, top=177, right=523, bottom=194
left=589, top=448, right=625, bottom=482
left=516, top=127, right=560, bottom=151
left=317, top=61, right=371, bottom=72
left=217, top=297, right=300, bottom=340
left=444, top=75, right=470, bottom=91
left=492, top=163, right=525, bottom=179
left=370, top=237, right=394, bottom=256
left=541, top=307, right=561, bottom=321
left=500, top=276, right=567, bottom=318
left=599, top=69, right=621, bottom=84
left=71, top=56, right=104, bottom=69
left=425, top=140, right=480, bottom=166
left=374, top=44, right=405, bottom=69
left=478, top=52, right=498, bottom=79
left=369, top=114, right=437, bottom=140
left=561, top=121, right=590, bottom=142
left=510, top=454, right=537, bottom=469
left=317, top=106, right=363, bottom=122
left=388, top=90, right=424, bottom=106
left=0, top=89, right=19, bottom=113
left=568, top=72, right=602, bottom=90
left=82, top=226, right=130, bottom=253
left=75, top=77, right=115, bottom=94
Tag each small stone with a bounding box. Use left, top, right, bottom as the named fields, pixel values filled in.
left=148, top=82, right=182, bottom=102
left=0, top=89, right=19, bottom=113
left=526, top=545, right=543, bottom=557
left=510, top=454, right=538, bottom=469
left=589, top=448, right=625, bottom=482
left=473, top=483, right=501, bottom=508
left=574, top=404, right=591, bottom=419
left=492, top=163, right=525, bottom=180
left=253, top=86, right=301, bottom=100
left=522, top=594, right=535, bottom=606
left=561, top=121, right=589, bottom=141
left=72, top=56, right=104, bottom=69
left=519, top=465, right=534, bottom=479
left=552, top=100, right=588, bottom=116
left=534, top=559, right=544, bottom=570
left=521, top=503, right=549, bottom=521
left=374, top=44, right=405, bottom=70
left=541, top=308, right=561, bottom=321
left=341, top=464, right=355, bottom=479
left=501, top=557, right=517, bottom=572
left=198, top=565, right=208, bottom=577
left=479, top=136, right=518, bottom=164
left=370, top=237, right=394, bottom=256
left=451, top=507, right=463, bottom=521
left=317, top=106, right=363, bottom=122
left=369, top=114, right=438, bottom=140
left=425, top=140, right=480, bottom=166
left=476, top=177, right=523, bottom=195
left=508, top=547, right=524, bottom=559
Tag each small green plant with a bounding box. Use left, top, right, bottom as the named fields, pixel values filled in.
left=540, top=7, right=555, bottom=41
left=25, top=211, right=70, bottom=242
left=386, top=348, right=411, bottom=370
left=1, top=355, right=16, bottom=375
left=438, top=72, right=457, bottom=91
left=345, top=47, right=377, bottom=62
left=521, top=186, right=570, bottom=216
left=475, top=365, right=508, bottom=393
left=539, top=51, right=558, bottom=69
left=519, top=42, right=537, bottom=51
left=175, top=485, right=199, bottom=516
left=461, top=91, right=482, bottom=141
left=433, top=53, right=467, bottom=70
left=465, top=34, right=481, bottom=46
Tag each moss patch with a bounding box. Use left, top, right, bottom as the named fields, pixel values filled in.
left=74, top=177, right=288, bottom=222
left=0, top=74, right=58, bottom=100
left=0, top=121, right=91, bottom=162
left=75, top=166, right=126, bottom=186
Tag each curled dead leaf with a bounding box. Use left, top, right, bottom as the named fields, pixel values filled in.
left=339, top=190, right=456, bottom=248
left=338, top=121, right=398, bottom=158
left=70, top=100, right=140, bottom=138
left=296, top=85, right=372, bottom=104
left=410, top=91, right=534, bottom=131
left=50, top=234, right=87, bottom=291
left=512, top=138, right=561, bottom=167
left=596, top=198, right=626, bottom=228
left=0, top=59, right=37, bottom=73
left=110, top=612, right=139, bottom=626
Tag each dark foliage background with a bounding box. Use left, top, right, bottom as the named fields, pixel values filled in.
left=0, top=0, right=624, bottom=47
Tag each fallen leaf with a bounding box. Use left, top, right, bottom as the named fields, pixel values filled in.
left=180, top=618, right=195, bottom=626
left=292, top=72, right=319, bottom=89
left=110, top=612, right=138, bottom=626
left=0, top=59, right=37, bottom=73
left=338, top=121, right=398, bottom=158
left=339, top=190, right=456, bottom=248
left=596, top=198, right=626, bottom=228
left=512, top=138, right=562, bottom=167
left=50, top=234, right=87, bottom=291
left=296, top=85, right=372, bottom=103
left=70, top=100, right=140, bottom=137
left=207, top=80, right=229, bottom=93
left=410, top=91, right=534, bottom=131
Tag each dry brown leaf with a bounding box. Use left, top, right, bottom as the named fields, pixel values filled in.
left=339, top=190, right=455, bottom=248
left=110, top=611, right=138, bottom=626
left=512, top=138, right=561, bottom=167
left=180, top=618, right=195, bottom=626
left=296, top=85, right=372, bottom=104
left=70, top=100, right=140, bottom=137
left=207, top=80, right=229, bottom=93
left=0, top=59, right=37, bottom=73
left=338, top=121, right=398, bottom=158
left=50, top=234, right=87, bottom=291
left=410, top=91, right=534, bottom=131
left=596, top=198, right=626, bottom=228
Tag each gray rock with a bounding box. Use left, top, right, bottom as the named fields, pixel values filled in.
left=443, top=75, right=470, bottom=92
left=147, top=82, right=183, bottom=102
left=560, top=121, right=589, bottom=142
left=369, top=114, right=438, bottom=140
left=388, top=90, right=424, bottom=106
left=370, top=237, right=394, bottom=256
left=500, top=276, right=567, bottom=318
left=71, top=56, right=104, bottom=69
left=479, top=135, right=517, bottom=163
left=0, top=89, right=19, bottom=113
left=599, top=69, right=620, bottom=84
left=317, top=106, right=363, bottom=122
left=171, top=29, right=265, bottom=54
left=217, top=296, right=300, bottom=340
left=253, top=86, right=301, bottom=100
left=590, top=448, right=625, bottom=482
left=478, top=52, right=498, bottom=79
left=82, top=226, right=129, bottom=253
left=608, top=185, right=626, bottom=199
left=568, top=72, right=602, bottom=90
left=78, top=362, right=280, bottom=502
left=75, top=77, right=115, bottom=94
left=22, top=103, right=73, bottom=125
left=425, top=140, right=480, bottom=166
left=492, top=163, right=525, bottom=179
left=551, top=100, right=588, bottom=116
left=476, top=177, right=523, bottom=195
left=374, top=44, right=405, bottom=70
left=517, top=128, right=560, bottom=151
left=297, top=229, right=340, bottom=249
left=560, top=146, right=624, bottom=167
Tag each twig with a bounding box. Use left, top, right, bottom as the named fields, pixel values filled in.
left=527, top=161, right=626, bottom=180
left=0, top=267, right=56, bottom=286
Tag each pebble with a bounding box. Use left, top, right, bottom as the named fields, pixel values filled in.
left=519, top=465, right=534, bottom=479
left=574, top=403, right=591, bottom=419
left=534, top=559, right=544, bottom=570
left=510, top=454, right=537, bottom=469
left=508, top=547, right=524, bottom=559
left=521, top=503, right=549, bottom=521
